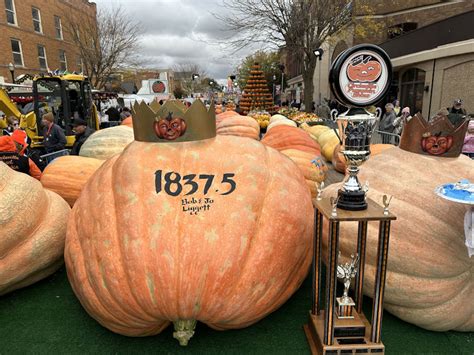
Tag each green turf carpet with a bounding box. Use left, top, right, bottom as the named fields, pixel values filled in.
left=0, top=267, right=471, bottom=354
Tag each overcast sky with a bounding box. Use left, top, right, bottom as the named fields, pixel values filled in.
left=93, top=0, right=266, bottom=83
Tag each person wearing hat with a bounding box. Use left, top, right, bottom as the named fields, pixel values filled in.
left=42, top=112, right=66, bottom=154
left=447, top=99, right=467, bottom=127
left=70, top=117, right=94, bottom=155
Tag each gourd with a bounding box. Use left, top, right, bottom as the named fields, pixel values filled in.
left=261, top=125, right=321, bottom=155
left=79, top=125, right=134, bottom=160
left=216, top=115, right=260, bottom=140
left=322, top=147, right=473, bottom=331
left=41, top=156, right=104, bottom=206
left=0, top=162, right=70, bottom=295
left=65, top=135, right=314, bottom=343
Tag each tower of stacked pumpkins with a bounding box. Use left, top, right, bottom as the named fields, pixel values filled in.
left=240, top=63, right=274, bottom=115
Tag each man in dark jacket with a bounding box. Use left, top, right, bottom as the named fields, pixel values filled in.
left=42, top=112, right=66, bottom=153
left=70, top=118, right=94, bottom=155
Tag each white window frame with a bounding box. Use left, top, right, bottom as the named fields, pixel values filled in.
left=76, top=56, right=83, bottom=72
left=37, top=45, right=48, bottom=70
left=5, top=0, right=17, bottom=26
left=10, top=38, right=24, bottom=67
left=54, top=15, right=63, bottom=40
left=32, top=7, right=42, bottom=33
left=59, top=49, right=67, bottom=71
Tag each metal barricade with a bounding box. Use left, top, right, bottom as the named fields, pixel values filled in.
left=40, top=149, right=70, bottom=165
left=371, top=130, right=400, bottom=146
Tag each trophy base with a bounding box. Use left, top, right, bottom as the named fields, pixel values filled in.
left=337, top=190, right=367, bottom=211
left=337, top=297, right=356, bottom=319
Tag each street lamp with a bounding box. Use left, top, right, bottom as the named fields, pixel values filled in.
left=313, top=48, right=324, bottom=60
left=209, top=81, right=215, bottom=101
left=272, top=74, right=277, bottom=102
left=192, top=73, right=200, bottom=81
left=314, top=48, right=324, bottom=106
left=8, top=62, right=15, bottom=83
left=278, top=64, right=285, bottom=104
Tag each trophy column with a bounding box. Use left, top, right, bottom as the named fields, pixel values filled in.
left=304, top=197, right=396, bottom=355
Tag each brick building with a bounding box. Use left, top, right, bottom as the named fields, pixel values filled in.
left=283, top=0, right=473, bottom=115
left=0, top=0, right=96, bottom=82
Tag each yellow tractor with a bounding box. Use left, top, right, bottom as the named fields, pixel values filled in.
left=0, top=73, right=99, bottom=148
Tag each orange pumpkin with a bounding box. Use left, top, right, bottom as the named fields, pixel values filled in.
left=121, top=116, right=133, bottom=128
left=280, top=149, right=327, bottom=198
left=0, top=162, right=71, bottom=295
left=41, top=155, right=104, bottom=206
left=215, top=110, right=239, bottom=126
left=261, top=125, right=321, bottom=155
left=65, top=135, right=313, bottom=343
left=216, top=116, right=260, bottom=140
left=323, top=148, right=473, bottom=331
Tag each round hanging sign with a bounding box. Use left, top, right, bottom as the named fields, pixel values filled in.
left=152, top=80, right=166, bottom=94
left=329, top=44, right=392, bottom=107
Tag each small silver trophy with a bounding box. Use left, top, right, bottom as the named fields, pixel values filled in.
left=336, top=253, right=360, bottom=319
left=330, top=196, right=339, bottom=217
left=317, top=181, right=325, bottom=201
left=382, top=195, right=393, bottom=215
left=335, top=108, right=382, bottom=211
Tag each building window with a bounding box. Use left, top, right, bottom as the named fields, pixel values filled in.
left=32, top=7, right=42, bottom=33
left=388, top=23, right=418, bottom=39
left=5, top=0, right=17, bottom=25
left=59, top=49, right=67, bottom=71
left=76, top=56, right=83, bottom=72
left=10, top=38, right=23, bottom=67
left=38, top=45, right=47, bottom=70
left=54, top=16, right=63, bottom=39
left=400, top=68, right=425, bottom=115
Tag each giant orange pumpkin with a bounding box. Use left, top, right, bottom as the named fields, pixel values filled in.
left=41, top=155, right=104, bottom=206
left=65, top=135, right=313, bottom=344
left=216, top=115, right=260, bottom=140
left=261, top=125, right=321, bottom=155
left=0, top=162, right=71, bottom=295
left=322, top=148, right=473, bottom=331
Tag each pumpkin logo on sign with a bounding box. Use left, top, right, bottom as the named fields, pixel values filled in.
left=152, top=80, right=166, bottom=93
left=345, top=55, right=382, bottom=100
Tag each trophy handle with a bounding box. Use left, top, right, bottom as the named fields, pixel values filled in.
left=330, top=108, right=339, bottom=122
left=375, top=107, right=382, bottom=120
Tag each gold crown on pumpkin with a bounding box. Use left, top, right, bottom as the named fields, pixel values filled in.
left=131, top=100, right=216, bottom=143
left=399, top=113, right=469, bottom=157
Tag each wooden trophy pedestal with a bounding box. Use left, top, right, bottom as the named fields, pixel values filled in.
left=304, top=311, right=385, bottom=355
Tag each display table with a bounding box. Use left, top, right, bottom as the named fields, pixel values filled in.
left=435, top=180, right=474, bottom=257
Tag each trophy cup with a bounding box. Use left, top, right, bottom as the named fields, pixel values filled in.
left=335, top=107, right=381, bottom=210
left=336, top=253, right=359, bottom=319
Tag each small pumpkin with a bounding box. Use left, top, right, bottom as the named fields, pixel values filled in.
left=41, top=155, right=104, bottom=206
left=261, top=125, right=321, bottom=155
left=0, top=162, right=71, bottom=295
left=216, top=116, right=260, bottom=140
left=322, top=148, right=473, bottom=331
left=79, top=125, right=134, bottom=160
left=65, top=135, right=313, bottom=342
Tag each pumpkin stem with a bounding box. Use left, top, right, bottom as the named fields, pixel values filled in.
left=172, top=319, right=197, bottom=346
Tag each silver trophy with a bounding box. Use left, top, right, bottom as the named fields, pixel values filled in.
left=336, top=253, right=360, bottom=318
left=334, top=107, right=382, bottom=210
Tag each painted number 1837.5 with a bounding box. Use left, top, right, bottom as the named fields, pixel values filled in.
left=154, top=170, right=236, bottom=196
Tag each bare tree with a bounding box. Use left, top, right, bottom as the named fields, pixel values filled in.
left=65, top=7, right=142, bottom=89
left=216, top=0, right=353, bottom=112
